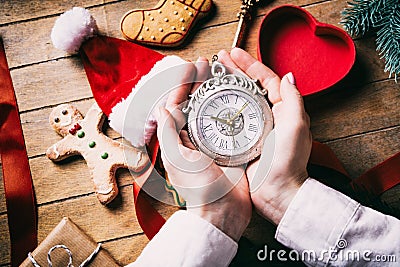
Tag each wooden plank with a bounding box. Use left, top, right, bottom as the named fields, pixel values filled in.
left=37, top=185, right=177, bottom=242
left=1, top=1, right=399, bottom=266
left=327, top=126, right=400, bottom=178
left=21, top=98, right=121, bottom=158
left=381, top=184, right=400, bottom=211
left=0, top=189, right=176, bottom=265
left=0, top=167, right=6, bottom=214
left=0, top=226, right=148, bottom=266
left=28, top=126, right=400, bottom=263
left=0, top=0, right=103, bottom=25
left=12, top=57, right=92, bottom=112
left=0, top=214, right=10, bottom=265
left=31, top=156, right=136, bottom=204
left=31, top=155, right=98, bottom=204
left=0, top=6, right=108, bottom=69
left=103, top=0, right=319, bottom=39
left=1, top=0, right=339, bottom=69
left=308, top=79, right=400, bottom=142
left=17, top=51, right=398, bottom=159
left=103, top=234, right=149, bottom=265
left=0, top=0, right=390, bottom=116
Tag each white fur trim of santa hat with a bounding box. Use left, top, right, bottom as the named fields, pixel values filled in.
left=108, top=55, right=190, bottom=148
left=51, top=7, right=98, bottom=53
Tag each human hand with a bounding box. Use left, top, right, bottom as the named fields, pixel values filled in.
left=218, top=48, right=312, bottom=225
left=155, top=57, right=252, bottom=241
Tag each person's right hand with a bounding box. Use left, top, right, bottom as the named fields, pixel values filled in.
left=154, top=57, right=252, bottom=242
left=218, top=48, right=313, bottom=225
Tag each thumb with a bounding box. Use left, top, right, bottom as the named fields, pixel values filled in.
left=154, top=107, right=183, bottom=152
left=280, top=72, right=304, bottom=110
left=273, top=72, right=305, bottom=118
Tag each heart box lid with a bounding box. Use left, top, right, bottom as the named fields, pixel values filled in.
left=257, top=5, right=356, bottom=96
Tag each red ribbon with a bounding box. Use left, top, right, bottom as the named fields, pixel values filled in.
left=0, top=38, right=37, bottom=266
left=132, top=139, right=166, bottom=240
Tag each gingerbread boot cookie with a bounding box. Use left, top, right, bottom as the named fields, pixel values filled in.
left=46, top=103, right=150, bottom=204
left=121, top=0, right=214, bottom=47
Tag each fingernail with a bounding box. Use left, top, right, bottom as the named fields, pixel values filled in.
left=287, top=72, right=296, bottom=85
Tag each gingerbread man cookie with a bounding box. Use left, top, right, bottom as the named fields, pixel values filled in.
left=46, top=103, right=150, bottom=204
left=121, top=0, right=214, bottom=47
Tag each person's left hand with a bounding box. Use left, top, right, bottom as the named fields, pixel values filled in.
left=154, top=57, right=252, bottom=242
left=216, top=48, right=312, bottom=225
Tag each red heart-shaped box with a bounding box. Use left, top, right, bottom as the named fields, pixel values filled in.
left=257, top=5, right=356, bottom=96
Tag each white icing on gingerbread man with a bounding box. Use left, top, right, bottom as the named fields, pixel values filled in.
left=46, top=103, right=150, bottom=204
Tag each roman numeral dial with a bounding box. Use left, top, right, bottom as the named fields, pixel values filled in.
left=186, top=61, right=273, bottom=166
left=197, top=90, right=265, bottom=158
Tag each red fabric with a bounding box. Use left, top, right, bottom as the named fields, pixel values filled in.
left=310, top=141, right=349, bottom=177
left=133, top=137, right=166, bottom=240
left=134, top=179, right=166, bottom=240
left=257, top=5, right=355, bottom=96
left=0, top=39, right=37, bottom=266
left=352, top=152, right=400, bottom=196
left=310, top=141, right=400, bottom=197
left=81, top=36, right=165, bottom=115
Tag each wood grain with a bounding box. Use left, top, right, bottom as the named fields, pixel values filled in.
left=0, top=6, right=108, bottom=69
left=102, top=234, right=149, bottom=265
left=0, top=214, right=10, bottom=264
left=327, top=126, right=400, bottom=178
left=308, top=79, right=400, bottom=142
left=0, top=0, right=103, bottom=25
left=36, top=185, right=139, bottom=242
left=11, top=58, right=92, bottom=112
left=2, top=0, right=388, bottom=116
left=0, top=168, right=6, bottom=214
left=36, top=185, right=175, bottom=240
left=31, top=156, right=136, bottom=204
left=0, top=0, right=389, bottom=122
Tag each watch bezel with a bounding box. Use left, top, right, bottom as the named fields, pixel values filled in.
left=183, top=62, right=274, bottom=166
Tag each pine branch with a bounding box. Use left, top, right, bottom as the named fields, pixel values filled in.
left=341, top=0, right=384, bottom=37
left=376, top=1, right=400, bottom=80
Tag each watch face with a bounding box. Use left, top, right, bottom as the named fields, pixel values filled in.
left=188, top=88, right=273, bottom=166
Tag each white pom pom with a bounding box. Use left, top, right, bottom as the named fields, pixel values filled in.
left=51, top=7, right=97, bottom=54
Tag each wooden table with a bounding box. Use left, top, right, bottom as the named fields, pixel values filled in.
left=1, top=0, right=399, bottom=265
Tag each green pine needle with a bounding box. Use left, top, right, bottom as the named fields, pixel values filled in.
left=341, top=0, right=383, bottom=37
left=376, top=1, right=400, bottom=80
left=341, top=0, right=400, bottom=80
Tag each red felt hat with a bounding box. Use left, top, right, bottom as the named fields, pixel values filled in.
left=51, top=7, right=187, bottom=148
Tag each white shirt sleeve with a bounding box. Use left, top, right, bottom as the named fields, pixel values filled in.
left=276, top=178, right=400, bottom=266
left=126, top=210, right=238, bottom=267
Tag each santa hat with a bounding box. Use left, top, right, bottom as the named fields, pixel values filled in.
left=51, top=7, right=188, bottom=148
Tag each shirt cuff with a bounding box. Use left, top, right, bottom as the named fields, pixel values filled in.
left=131, top=210, right=238, bottom=267
left=275, top=178, right=360, bottom=266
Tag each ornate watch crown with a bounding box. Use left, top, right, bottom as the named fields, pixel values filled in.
left=182, top=61, right=266, bottom=114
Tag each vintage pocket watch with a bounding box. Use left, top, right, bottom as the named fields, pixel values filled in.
left=183, top=60, right=273, bottom=166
